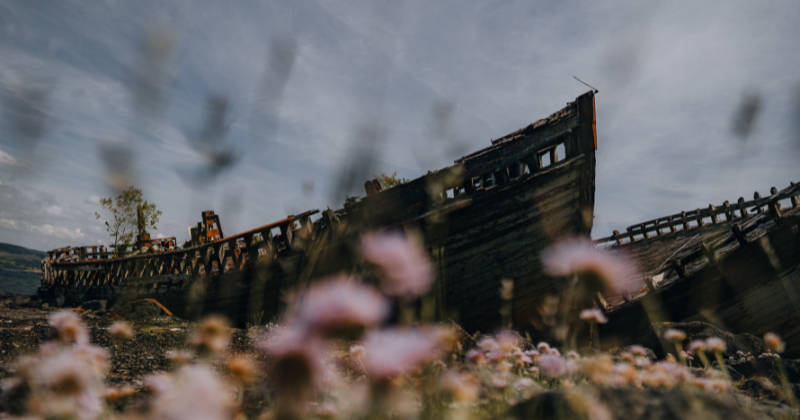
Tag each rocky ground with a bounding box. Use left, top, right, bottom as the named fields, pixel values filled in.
left=2, top=292, right=800, bottom=419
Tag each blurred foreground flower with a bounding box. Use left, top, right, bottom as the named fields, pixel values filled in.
left=226, top=355, right=258, bottom=386
left=166, top=349, right=194, bottom=367
left=192, top=315, right=231, bottom=356
left=542, top=237, right=634, bottom=290
left=109, top=320, right=135, bottom=340
left=13, top=312, right=109, bottom=420
left=293, top=277, right=389, bottom=338
left=706, top=337, right=727, bottom=353
left=536, top=354, right=567, bottom=377
left=579, top=308, right=608, bottom=324
left=145, top=365, right=235, bottom=420
left=360, top=231, right=434, bottom=299
left=440, top=370, right=481, bottom=402
left=362, top=327, right=444, bottom=378
left=49, top=310, right=90, bottom=345
left=261, top=328, right=327, bottom=391
left=663, top=328, right=686, bottom=342
left=764, top=332, right=785, bottom=353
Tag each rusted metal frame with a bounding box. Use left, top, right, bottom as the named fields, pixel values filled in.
left=45, top=210, right=319, bottom=273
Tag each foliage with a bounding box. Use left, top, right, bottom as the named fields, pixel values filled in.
left=95, top=186, right=161, bottom=256
left=374, top=171, right=409, bottom=189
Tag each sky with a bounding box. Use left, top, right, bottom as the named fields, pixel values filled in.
left=0, top=0, right=798, bottom=251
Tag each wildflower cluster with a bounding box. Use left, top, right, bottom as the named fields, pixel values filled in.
left=5, top=311, right=110, bottom=420
left=254, top=230, right=455, bottom=418
left=1, top=235, right=781, bottom=420
left=463, top=334, right=733, bottom=395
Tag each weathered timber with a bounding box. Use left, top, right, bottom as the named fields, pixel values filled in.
left=596, top=181, right=800, bottom=356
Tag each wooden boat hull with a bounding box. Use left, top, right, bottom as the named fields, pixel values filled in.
left=597, top=186, right=800, bottom=356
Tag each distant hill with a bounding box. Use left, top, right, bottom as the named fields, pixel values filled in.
left=0, top=242, right=46, bottom=273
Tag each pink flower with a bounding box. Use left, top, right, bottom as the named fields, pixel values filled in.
left=513, top=377, right=537, bottom=391
left=629, top=345, right=648, bottom=358
left=165, top=350, right=194, bottom=366
left=579, top=308, right=608, bottom=324
left=477, top=337, right=500, bottom=353
left=536, top=354, right=566, bottom=377
left=293, top=277, right=389, bottom=337
left=147, top=365, right=235, bottom=420
left=524, top=350, right=540, bottom=358
left=16, top=342, right=108, bottom=420
left=705, top=337, right=727, bottom=353
left=360, top=231, right=434, bottom=299
left=764, top=332, right=785, bottom=353
left=260, top=327, right=327, bottom=390
left=362, top=328, right=443, bottom=378
left=663, top=329, right=686, bottom=342
left=541, top=237, right=635, bottom=290
left=687, top=340, right=707, bottom=353
left=108, top=321, right=135, bottom=340
left=496, top=330, right=522, bottom=353
left=48, top=310, right=89, bottom=345
left=466, top=349, right=486, bottom=365
left=191, top=316, right=231, bottom=355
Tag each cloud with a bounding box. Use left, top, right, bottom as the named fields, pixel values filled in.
left=0, top=217, right=86, bottom=242
left=0, top=0, right=798, bottom=251
left=0, top=218, right=20, bottom=230
left=0, top=147, right=30, bottom=172
left=28, top=224, right=86, bottom=241
left=0, top=181, right=98, bottom=249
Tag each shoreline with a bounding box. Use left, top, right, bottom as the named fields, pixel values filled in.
left=0, top=268, right=39, bottom=274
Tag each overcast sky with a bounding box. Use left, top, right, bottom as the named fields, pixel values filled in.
left=0, top=0, right=798, bottom=251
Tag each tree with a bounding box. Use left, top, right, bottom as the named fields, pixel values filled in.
left=95, top=187, right=162, bottom=257
left=374, top=172, right=409, bottom=189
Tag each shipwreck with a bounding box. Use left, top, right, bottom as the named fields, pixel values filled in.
left=38, top=88, right=799, bottom=355
left=38, top=91, right=599, bottom=332
left=594, top=182, right=800, bottom=356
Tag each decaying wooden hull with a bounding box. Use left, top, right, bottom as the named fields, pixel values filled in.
left=595, top=182, right=800, bottom=356
left=435, top=154, right=594, bottom=332
left=38, top=91, right=598, bottom=330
